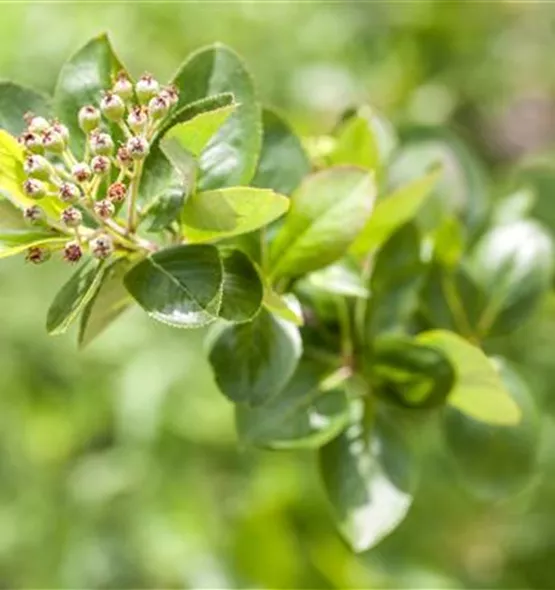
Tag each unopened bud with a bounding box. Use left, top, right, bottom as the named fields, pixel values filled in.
left=126, top=136, right=149, bottom=160
left=42, top=128, right=65, bottom=153
left=61, top=206, right=82, bottom=228
left=116, top=146, right=133, bottom=168
left=89, top=130, right=114, bottom=156
left=100, top=91, right=125, bottom=122
left=136, top=73, right=160, bottom=104
left=72, top=162, right=91, bottom=183
left=59, top=182, right=81, bottom=203
left=107, top=181, right=127, bottom=203
left=19, top=131, right=44, bottom=154
left=78, top=105, right=101, bottom=133
left=148, top=94, right=169, bottom=120
left=23, top=205, right=45, bottom=226
left=160, top=85, right=179, bottom=107
left=127, top=106, right=148, bottom=134
left=63, top=241, right=83, bottom=263
left=23, top=178, right=47, bottom=200
left=89, top=234, right=114, bottom=260
left=113, top=71, right=134, bottom=102
left=26, top=245, right=51, bottom=264
left=91, top=155, right=111, bottom=176
left=25, top=113, right=50, bottom=134
left=24, top=155, right=52, bottom=180
left=94, top=199, right=115, bottom=219
left=50, top=120, right=70, bottom=144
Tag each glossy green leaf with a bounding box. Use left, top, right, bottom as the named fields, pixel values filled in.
left=252, top=108, right=310, bottom=195
left=145, top=189, right=186, bottom=233
left=417, top=330, right=521, bottom=425
left=370, top=336, right=455, bottom=409
left=172, top=44, right=262, bottom=190
left=181, top=187, right=289, bottom=243
left=46, top=260, right=106, bottom=335
left=123, top=244, right=223, bottom=329
left=218, top=248, right=263, bottom=323
left=443, top=360, right=539, bottom=499
left=79, top=258, right=134, bottom=347
left=209, top=309, right=302, bottom=406
left=465, top=220, right=554, bottom=336
left=350, top=168, right=440, bottom=256
left=54, top=33, right=125, bottom=154
left=302, top=263, right=369, bottom=299
left=262, top=288, right=304, bottom=326
left=319, top=406, right=418, bottom=552
left=0, top=81, right=51, bottom=136
left=236, top=359, right=350, bottom=449
left=270, top=167, right=375, bottom=278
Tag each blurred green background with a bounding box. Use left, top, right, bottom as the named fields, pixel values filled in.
left=2, top=2, right=555, bottom=588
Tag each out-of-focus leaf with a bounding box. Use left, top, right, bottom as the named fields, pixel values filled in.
left=330, top=115, right=380, bottom=170
left=0, top=81, right=51, bottom=135
left=302, top=263, right=369, bottom=299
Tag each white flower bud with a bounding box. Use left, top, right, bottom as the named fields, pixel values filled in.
left=113, top=72, right=134, bottom=102
left=22, top=178, right=47, bottom=200
left=24, top=155, right=52, bottom=180
left=94, top=199, right=115, bottom=219
left=126, top=136, right=149, bottom=160
left=100, top=91, right=125, bottom=122
left=89, top=131, right=114, bottom=156
left=78, top=105, right=101, bottom=133
left=59, top=182, right=81, bottom=203
left=91, top=155, right=111, bottom=176
left=72, top=162, right=91, bottom=183
left=61, top=206, right=82, bottom=228
left=136, top=73, right=160, bottom=104
left=23, top=205, right=45, bottom=226
left=90, top=234, right=114, bottom=259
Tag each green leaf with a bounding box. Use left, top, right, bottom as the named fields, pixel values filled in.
left=181, top=187, right=289, bottom=243
left=235, top=359, right=350, bottom=449
left=162, top=103, right=237, bottom=158
left=269, top=167, right=375, bottom=278
left=252, top=108, right=310, bottom=195
left=208, top=308, right=302, bottom=406
left=54, top=33, right=125, bottom=154
left=0, top=234, right=66, bottom=260
left=443, top=360, right=539, bottom=499
left=46, top=260, right=106, bottom=335
left=465, top=220, right=554, bottom=337
left=319, top=405, right=418, bottom=552
left=0, top=81, right=51, bottom=135
left=370, top=336, right=455, bottom=409
left=172, top=44, right=262, bottom=190
left=218, top=248, right=263, bottom=323
left=330, top=115, right=380, bottom=170
left=78, top=258, right=133, bottom=347
left=262, top=288, right=304, bottom=326
left=350, top=168, right=440, bottom=257
left=417, top=330, right=521, bottom=425
left=302, top=262, right=369, bottom=299
left=123, top=244, right=223, bottom=329
left=145, top=188, right=186, bottom=233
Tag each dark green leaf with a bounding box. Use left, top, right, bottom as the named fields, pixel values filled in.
left=209, top=308, right=301, bottom=406
left=0, top=81, right=51, bottom=135
left=252, top=108, right=310, bottom=195
left=145, top=188, right=186, bottom=233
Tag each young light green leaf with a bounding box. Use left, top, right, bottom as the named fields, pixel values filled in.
left=263, top=288, right=304, bottom=326
left=269, top=167, right=375, bottom=279
left=319, top=407, right=417, bottom=552
left=209, top=308, right=302, bottom=406
left=181, top=187, right=289, bottom=243
left=417, top=330, right=521, bottom=425
left=47, top=260, right=106, bottom=335
left=54, top=33, right=125, bottom=153
left=235, top=359, right=350, bottom=449
left=0, top=81, right=51, bottom=135
left=172, top=44, right=262, bottom=190
left=330, top=115, right=380, bottom=171
left=252, top=108, right=310, bottom=195
left=124, top=244, right=223, bottom=329
left=350, top=168, right=440, bottom=257
left=79, top=258, right=134, bottom=348
left=0, top=234, right=66, bottom=260
left=302, top=263, right=369, bottom=299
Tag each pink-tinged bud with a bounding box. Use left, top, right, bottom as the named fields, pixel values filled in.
left=72, top=162, right=91, bottom=183
left=78, top=105, right=101, bottom=133
left=100, top=91, right=125, bottom=122
left=61, top=206, right=82, bottom=228
left=23, top=205, right=45, bottom=225
left=115, top=146, right=133, bottom=169
left=135, top=73, right=160, bottom=104
left=89, top=130, right=114, bottom=156
left=126, top=136, right=149, bottom=160
left=23, top=178, right=47, bottom=200
left=107, top=181, right=127, bottom=203
left=25, top=245, right=51, bottom=264
left=91, top=155, right=111, bottom=176
left=90, top=234, right=114, bottom=260
left=63, top=241, right=83, bottom=263
left=24, top=155, right=52, bottom=180
left=127, top=105, right=148, bottom=134
left=148, top=94, right=169, bottom=120
left=160, top=85, right=179, bottom=107
left=113, top=71, right=134, bottom=102
left=94, top=199, right=115, bottom=219
left=42, top=128, right=65, bottom=153
left=50, top=120, right=70, bottom=144
left=59, top=182, right=81, bottom=203
left=19, top=131, right=44, bottom=154
left=26, top=114, right=50, bottom=134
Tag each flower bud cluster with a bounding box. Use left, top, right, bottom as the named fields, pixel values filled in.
left=19, top=71, right=178, bottom=266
